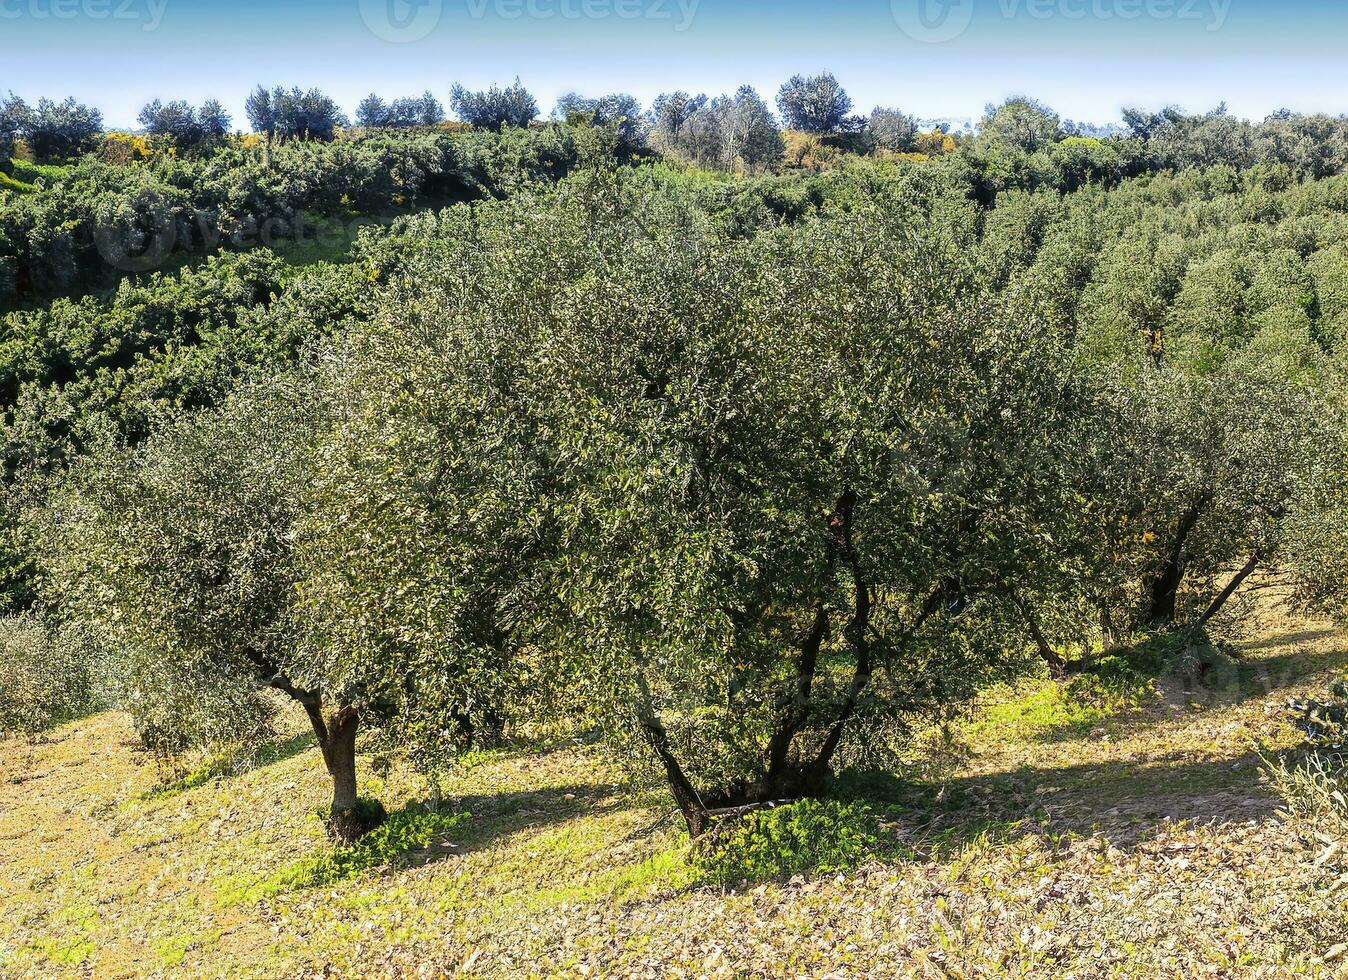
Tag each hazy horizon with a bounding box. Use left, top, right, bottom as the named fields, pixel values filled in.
left=1, top=0, right=1341, bottom=129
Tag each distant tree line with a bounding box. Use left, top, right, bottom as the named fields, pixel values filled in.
left=0, top=125, right=592, bottom=306
left=8, top=74, right=1348, bottom=192
left=355, top=91, right=445, bottom=129
left=0, top=93, right=103, bottom=166
left=138, top=99, right=232, bottom=153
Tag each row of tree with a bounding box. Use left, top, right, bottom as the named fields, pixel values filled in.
left=0, top=95, right=104, bottom=167
left=137, top=99, right=232, bottom=152
left=0, top=123, right=593, bottom=306
left=23, top=161, right=1346, bottom=844
left=15, top=77, right=1348, bottom=192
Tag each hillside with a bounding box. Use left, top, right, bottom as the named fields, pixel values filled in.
left=3, top=606, right=1346, bottom=978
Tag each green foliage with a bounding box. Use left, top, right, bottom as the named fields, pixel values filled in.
left=39, top=374, right=319, bottom=759
left=450, top=80, right=538, bottom=131
left=979, top=96, right=1063, bottom=154
left=0, top=124, right=586, bottom=307
left=653, top=85, right=782, bottom=172
left=776, top=73, right=852, bottom=134
left=692, top=800, right=886, bottom=885
left=239, top=804, right=467, bottom=899
left=1, top=126, right=1346, bottom=856
left=0, top=615, right=100, bottom=736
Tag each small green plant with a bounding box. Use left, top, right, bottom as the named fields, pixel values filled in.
left=691, top=799, right=887, bottom=886
left=1065, top=627, right=1238, bottom=709
left=230, top=803, right=468, bottom=902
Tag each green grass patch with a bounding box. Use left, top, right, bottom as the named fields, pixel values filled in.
left=37, top=934, right=95, bottom=967
left=692, top=799, right=892, bottom=886
left=221, top=803, right=469, bottom=904
left=4, top=158, right=70, bottom=191
left=515, top=843, right=695, bottom=911
left=0, top=169, right=35, bottom=194
left=970, top=681, right=1127, bottom=744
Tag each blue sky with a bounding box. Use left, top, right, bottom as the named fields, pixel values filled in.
left=1, top=0, right=1343, bottom=128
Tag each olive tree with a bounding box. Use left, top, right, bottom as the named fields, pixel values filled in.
left=42, top=375, right=381, bottom=842
left=1063, top=204, right=1340, bottom=633
left=776, top=73, right=852, bottom=133
left=464, top=171, right=1087, bottom=835
left=358, top=91, right=444, bottom=128
left=979, top=96, right=1062, bottom=154
left=867, top=107, right=919, bottom=153
left=1286, top=414, right=1348, bottom=622
left=1083, top=361, right=1329, bottom=633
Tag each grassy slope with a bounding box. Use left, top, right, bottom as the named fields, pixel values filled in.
left=3, top=608, right=1348, bottom=978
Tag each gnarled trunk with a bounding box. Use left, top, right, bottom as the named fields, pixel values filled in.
left=632, top=667, right=710, bottom=837
left=320, top=709, right=362, bottom=842
left=1199, top=548, right=1263, bottom=626
left=241, top=651, right=382, bottom=845
left=1142, top=491, right=1211, bottom=629
left=636, top=491, right=953, bottom=837
left=301, top=702, right=379, bottom=844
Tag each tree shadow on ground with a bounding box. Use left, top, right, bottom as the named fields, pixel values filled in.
left=136, top=730, right=316, bottom=801
left=1230, top=643, right=1348, bottom=700
left=399, top=782, right=619, bottom=867
left=840, top=748, right=1278, bottom=852
left=1019, top=632, right=1348, bottom=746
left=1238, top=627, right=1340, bottom=654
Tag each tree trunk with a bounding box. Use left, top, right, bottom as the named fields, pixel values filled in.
left=1017, top=597, right=1068, bottom=677
left=763, top=602, right=829, bottom=797
left=1198, top=549, right=1262, bottom=627
left=237, top=651, right=381, bottom=845
left=1143, top=492, right=1211, bottom=629
left=761, top=493, right=849, bottom=800
left=632, top=667, right=710, bottom=837
left=303, top=704, right=378, bottom=845
left=1099, top=602, right=1117, bottom=649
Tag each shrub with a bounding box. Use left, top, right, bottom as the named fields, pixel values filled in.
left=692, top=800, right=886, bottom=886
left=0, top=615, right=101, bottom=737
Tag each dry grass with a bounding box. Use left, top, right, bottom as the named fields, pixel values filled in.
left=3, top=606, right=1348, bottom=977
